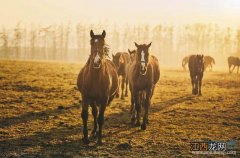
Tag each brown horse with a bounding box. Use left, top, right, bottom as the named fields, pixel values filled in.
left=128, top=49, right=137, bottom=62
left=188, top=55, right=204, bottom=95
left=77, top=30, right=118, bottom=145
left=204, top=56, right=215, bottom=71
left=228, top=56, right=240, bottom=73
left=128, top=42, right=160, bottom=130
left=182, top=55, right=190, bottom=70
left=112, top=52, right=131, bottom=99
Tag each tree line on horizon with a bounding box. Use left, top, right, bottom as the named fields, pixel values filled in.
left=0, top=23, right=239, bottom=66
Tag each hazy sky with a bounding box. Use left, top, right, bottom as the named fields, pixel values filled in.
left=0, top=0, right=240, bottom=27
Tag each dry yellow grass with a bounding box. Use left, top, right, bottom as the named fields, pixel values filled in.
left=0, top=60, right=239, bottom=157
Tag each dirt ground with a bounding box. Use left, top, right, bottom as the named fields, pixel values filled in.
left=0, top=60, right=239, bottom=157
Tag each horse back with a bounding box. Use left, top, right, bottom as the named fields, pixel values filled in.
left=149, top=55, right=160, bottom=85
left=228, top=56, right=240, bottom=66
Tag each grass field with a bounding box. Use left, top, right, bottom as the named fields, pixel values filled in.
left=0, top=60, right=239, bottom=157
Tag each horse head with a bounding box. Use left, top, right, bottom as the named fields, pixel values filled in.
left=134, top=42, right=152, bottom=75
left=90, top=30, right=107, bottom=69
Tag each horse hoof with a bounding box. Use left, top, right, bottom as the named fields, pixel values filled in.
left=135, top=122, right=140, bottom=127
left=82, top=138, right=90, bottom=144
left=141, top=124, right=146, bottom=130
left=97, top=140, right=103, bottom=146
left=90, top=132, right=97, bottom=138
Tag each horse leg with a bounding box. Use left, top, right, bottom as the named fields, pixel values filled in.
left=116, top=77, right=120, bottom=98
left=141, top=89, right=151, bottom=130
left=121, top=76, right=125, bottom=99
left=229, top=64, right=232, bottom=73
left=195, top=76, right=199, bottom=95
left=232, top=65, right=236, bottom=73
left=190, top=75, right=195, bottom=94
left=133, top=90, right=140, bottom=126
left=81, top=98, right=90, bottom=144
left=125, top=77, right=128, bottom=97
left=90, top=102, right=98, bottom=137
left=97, top=103, right=107, bottom=145
left=237, top=66, right=239, bottom=74
left=198, top=75, right=203, bottom=96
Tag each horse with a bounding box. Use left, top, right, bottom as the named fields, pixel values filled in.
left=128, top=42, right=160, bottom=130
left=228, top=56, right=240, bottom=73
left=188, top=55, right=204, bottom=95
left=182, top=55, right=190, bottom=70
left=77, top=30, right=118, bottom=145
left=112, top=52, right=131, bottom=99
left=128, top=49, right=137, bottom=62
left=204, top=56, right=215, bottom=71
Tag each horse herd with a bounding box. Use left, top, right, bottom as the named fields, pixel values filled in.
left=77, top=30, right=239, bottom=145
left=182, top=54, right=240, bottom=74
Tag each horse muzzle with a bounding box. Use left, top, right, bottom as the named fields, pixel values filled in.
left=93, top=62, right=101, bottom=69
left=140, top=63, right=147, bottom=75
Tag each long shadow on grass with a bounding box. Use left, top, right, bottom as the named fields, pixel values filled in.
left=0, top=104, right=79, bottom=128
left=150, top=94, right=194, bottom=113
left=0, top=95, right=195, bottom=157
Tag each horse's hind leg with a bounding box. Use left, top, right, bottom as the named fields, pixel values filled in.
left=90, top=102, right=98, bottom=137
left=121, top=76, right=125, bottom=99
left=190, top=75, right=195, bottom=94
left=125, top=77, right=128, bottom=97
left=81, top=98, right=90, bottom=144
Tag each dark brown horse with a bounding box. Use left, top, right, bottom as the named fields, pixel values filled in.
left=77, top=30, right=118, bottom=145
left=204, top=56, right=215, bottom=71
left=128, top=42, right=160, bottom=130
left=188, top=55, right=204, bottom=95
left=228, top=56, right=240, bottom=73
left=112, top=52, right=131, bottom=99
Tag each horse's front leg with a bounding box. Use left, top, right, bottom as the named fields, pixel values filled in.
left=97, top=100, right=107, bottom=145
left=90, top=102, right=98, bottom=137
left=141, top=88, right=151, bottom=130
left=133, top=90, right=140, bottom=126
left=81, top=97, right=89, bottom=144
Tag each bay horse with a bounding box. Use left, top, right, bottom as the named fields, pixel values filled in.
left=77, top=30, right=118, bottom=145
left=128, top=49, right=137, bottom=62
left=188, top=55, right=204, bottom=95
left=228, top=56, right=240, bottom=73
left=112, top=52, right=131, bottom=99
left=128, top=42, right=160, bottom=130
left=204, top=56, right=215, bottom=71
left=182, top=55, right=190, bottom=70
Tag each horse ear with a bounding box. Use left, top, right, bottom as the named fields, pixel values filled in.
left=147, top=42, right=152, bottom=48
left=128, top=49, right=131, bottom=54
left=90, top=30, right=94, bottom=38
left=135, top=42, right=139, bottom=48
left=102, top=30, right=106, bottom=38
left=112, top=54, right=115, bottom=58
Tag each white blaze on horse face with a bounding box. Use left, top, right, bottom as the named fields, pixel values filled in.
left=94, top=52, right=101, bottom=64
left=95, top=39, right=98, bottom=43
left=141, top=51, right=145, bottom=70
